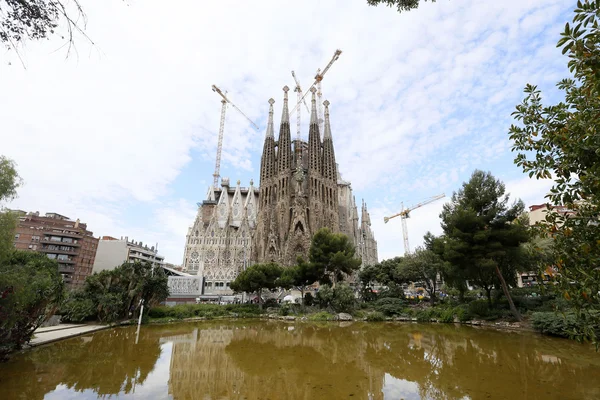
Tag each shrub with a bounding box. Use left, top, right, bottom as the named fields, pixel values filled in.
left=366, top=311, right=386, bottom=322
left=308, top=311, right=334, bottom=321
left=416, top=309, right=434, bottom=322
left=454, top=305, right=471, bottom=322
left=148, top=305, right=169, bottom=318
left=530, top=312, right=600, bottom=339
left=439, top=308, right=455, bottom=323
left=468, top=300, right=491, bottom=318
left=60, top=291, right=96, bottom=322
left=316, top=285, right=334, bottom=308
left=331, top=284, right=356, bottom=313
left=304, top=292, right=315, bottom=307
left=374, top=297, right=406, bottom=316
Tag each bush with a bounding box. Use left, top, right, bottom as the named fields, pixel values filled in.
left=148, top=305, right=169, bottom=318
left=316, top=285, right=334, bottom=308
left=308, top=311, right=334, bottom=321
left=60, top=291, right=96, bottom=322
left=439, top=308, right=455, bottom=323
left=454, top=305, right=471, bottom=322
left=531, top=312, right=581, bottom=338
left=468, top=300, right=491, bottom=318
left=331, top=284, right=356, bottom=313
left=374, top=297, right=406, bottom=316
left=415, top=309, right=434, bottom=322
left=366, top=311, right=386, bottom=322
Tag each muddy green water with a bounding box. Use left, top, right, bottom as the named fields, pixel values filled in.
left=1, top=321, right=599, bottom=400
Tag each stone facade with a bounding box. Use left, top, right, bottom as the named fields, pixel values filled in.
left=182, top=179, right=258, bottom=295
left=254, top=86, right=378, bottom=268
left=182, top=87, right=378, bottom=295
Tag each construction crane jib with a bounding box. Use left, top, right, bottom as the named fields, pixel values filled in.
left=211, top=84, right=259, bottom=187
left=384, top=193, right=446, bottom=255
left=291, top=49, right=342, bottom=115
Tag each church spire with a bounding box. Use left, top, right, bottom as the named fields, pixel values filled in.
left=308, top=87, right=322, bottom=174
left=266, top=98, right=275, bottom=138
left=321, top=99, right=337, bottom=181
left=323, top=99, right=332, bottom=140
left=278, top=86, right=292, bottom=175
left=260, top=98, right=277, bottom=183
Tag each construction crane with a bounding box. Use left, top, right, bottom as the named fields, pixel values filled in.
left=384, top=194, right=446, bottom=255
left=291, top=49, right=342, bottom=118
left=211, top=84, right=259, bottom=187
left=291, top=70, right=311, bottom=141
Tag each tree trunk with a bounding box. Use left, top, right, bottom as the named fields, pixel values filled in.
left=300, top=287, right=305, bottom=306
left=258, top=288, right=263, bottom=310
left=494, top=264, right=521, bottom=321
left=485, top=287, right=492, bottom=307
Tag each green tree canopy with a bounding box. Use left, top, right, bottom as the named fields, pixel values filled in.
left=279, top=257, right=320, bottom=305
left=309, top=228, right=362, bottom=287
left=366, top=0, right=436, bottom=13
left=0, top=251, right=64, bottom=359
left=440, top=170, right=530, bottom=320
left=508, top=0, right=600, bottom=343
left=0, top=156, right=22, bottom=264
left=62, top=261, right=169, bottom=323
left=359, top=257, right=405, bottom=300
left=399, top=248, right=445, bottom=304
left=230, top=262, right=283, bottom=308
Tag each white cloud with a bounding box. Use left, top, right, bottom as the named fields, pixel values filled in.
left=0, top=0, right=574, bottom=263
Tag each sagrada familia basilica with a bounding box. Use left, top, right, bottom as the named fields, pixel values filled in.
left=181, top=86, right=378, bottom=295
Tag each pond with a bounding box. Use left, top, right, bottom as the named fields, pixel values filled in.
left=1, top=321, right=599, bottom=399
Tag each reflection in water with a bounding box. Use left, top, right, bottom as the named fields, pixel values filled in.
left=1, top=321, right=599, bottom=400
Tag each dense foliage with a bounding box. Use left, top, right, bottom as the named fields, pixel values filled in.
left=61, top=261, right=169, bottom=323
left=0, top=251, right=64, bottom=359
left=230, top=263, right=284, bottom=308
left=366, top=0, right=435, bottom=13
left=509, top=0, right=600, bottom=344
left=399, top=248, right=445, bottom=304
left=309, top=228, right=362, bottom=286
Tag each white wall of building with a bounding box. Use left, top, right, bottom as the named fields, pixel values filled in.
left=92, top=240, right=128, bottom=273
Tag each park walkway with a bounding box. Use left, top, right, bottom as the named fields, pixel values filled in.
left=30, top=324, right=109, bottom=347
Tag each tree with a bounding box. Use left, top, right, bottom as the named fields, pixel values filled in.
left=309, top=228, right=362, bottom=287
left=0, top=155, right=22, bottom=203
left=230, top=262, right=283, bottom=308
left=0, top=1, right=91, bottom=55
left=440, top=170, right=530, bottom=320
left=62, top=261, right=169, bottom=323
left=399, top=247, right=444, bottom=304
left=280, top=257, right=320, bottom=305
left=359, top=257, right=405, bottom=299
left=508, top=0, right=600, bottom=343
left=0, top=250, right=64, bottom=360
left=366, top=0, right=436, bottom=13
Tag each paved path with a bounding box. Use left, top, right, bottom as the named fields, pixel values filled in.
left=30, top=324, right=109, bottom=347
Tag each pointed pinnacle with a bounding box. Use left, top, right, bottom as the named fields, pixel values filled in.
left=282, top=87, right=290, bottom=123
left=266, top=98, right=275, bottom=138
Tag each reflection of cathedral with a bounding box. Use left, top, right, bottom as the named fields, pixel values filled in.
left=182, top=86, right=378, bottom=294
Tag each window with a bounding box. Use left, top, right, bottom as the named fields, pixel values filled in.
left=62, top=238, right=73, bottom=243
left=57, top=254, right=69, bottom=261
left=32, top=235, right=40, bottom=242
left=14, top=233, right=20, bottom=240
left=47, top=254, right=57, bottom=259
left=50, top=236, right=62, bottom=242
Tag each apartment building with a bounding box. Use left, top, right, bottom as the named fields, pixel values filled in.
left=92, top=236, right=164, bottom=273
left=12, top=211, right=99, bottom=289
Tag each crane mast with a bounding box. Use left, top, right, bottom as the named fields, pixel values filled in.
left=211, top=85, right=259, bottom=187
left=384, top=194, right=445, bottom=255
left=291, top=71, right=310, bottom=141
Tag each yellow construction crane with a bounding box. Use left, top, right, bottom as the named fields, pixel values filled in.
left=211, top=85, right=259, bottom=187
left=384, top=194, right=445, bottom=255
left=291, top=49, right=342, bottom=118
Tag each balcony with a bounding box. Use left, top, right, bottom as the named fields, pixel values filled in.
left=44, top=231, right=83, bottom=239
left=58, top=264, right=76, bottom=273
left=41, top=238, right=80, bottom=247
left=39, top=247, right=78, bottom=256
left=56, top=258, right=76, bottom=264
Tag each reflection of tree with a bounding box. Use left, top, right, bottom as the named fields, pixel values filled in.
left=0, top=326, right=163, bottom=399
left=2, top=321, right=600, bottom=400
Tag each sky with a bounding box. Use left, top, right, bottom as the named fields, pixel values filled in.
left=0, top=0, right=574, bottom=264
